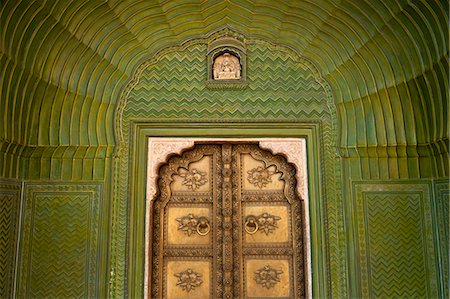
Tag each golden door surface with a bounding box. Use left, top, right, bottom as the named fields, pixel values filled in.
left=150, top=144, right=305, bottom=299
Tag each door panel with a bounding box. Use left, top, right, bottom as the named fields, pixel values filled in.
left=245, top=258, right=292, bottom=298
left=165, top=259, right=212, bottom=299
left=166, top=206, right=211, bottom=245
left=151, top=143, right=305, bottom=299
left=242, top=204, right=290, bottom=244
left=233, top=144, right=304, bottom=298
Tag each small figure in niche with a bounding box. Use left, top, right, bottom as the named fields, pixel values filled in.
left=213, top=53, right=241, bottom=80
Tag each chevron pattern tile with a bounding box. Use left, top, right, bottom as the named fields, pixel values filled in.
left=354, top=182, right=438, bottom=299
left=366, top=194, right=427, bottom=298
left=0, top=180, right=20, bottom=299
left=125, top=43, right=330, bottom=120
left=18, top=183, right=102, bottom=298
left=0, top=194, right=15, bottom=298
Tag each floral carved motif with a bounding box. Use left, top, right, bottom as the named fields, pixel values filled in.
left=175, top=268, right=203, bottom=292
left=247, top=166, right=275, bottom=188
left=179, top=169, right=207, bottom=191
left=176, top=214, right=210, bottom=236
left=254, top=265, right=283, bottom=289
left=245, top=213, right=281, bottom=235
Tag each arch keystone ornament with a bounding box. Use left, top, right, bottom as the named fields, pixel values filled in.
left=205, top=33, right=248, bottom=89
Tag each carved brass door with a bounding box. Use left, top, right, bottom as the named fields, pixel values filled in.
left=150, top=144, right=305, bottom=298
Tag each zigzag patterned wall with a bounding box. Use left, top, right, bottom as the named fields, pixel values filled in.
left=0, top=1, right=448, bottom=298
left=0, top=179, right=20, bottom=299
left=353, top=182, right=439, bottom=298
left=17, top=183, right=102, bottom=298
left=1, top=0, right=447, bottom=155
left=125, top=43, right=329, bottom=120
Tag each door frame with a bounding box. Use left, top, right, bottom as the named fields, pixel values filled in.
left=126, top=120, right=328, bottom=298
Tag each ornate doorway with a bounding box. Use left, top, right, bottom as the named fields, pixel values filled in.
left=149, top=143, right=306, bottom=298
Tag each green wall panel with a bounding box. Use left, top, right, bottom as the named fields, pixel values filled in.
left=353, top=182, right=439, bottom=298
left=17, top=182, right=103, bottom=298
left=0, top=179, right=21, bottom=298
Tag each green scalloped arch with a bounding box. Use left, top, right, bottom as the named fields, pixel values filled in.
left=1, top=1, right=447, bottom=165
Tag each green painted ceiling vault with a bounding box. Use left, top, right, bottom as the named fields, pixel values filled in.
left=0, top=0, right=448, bottom=158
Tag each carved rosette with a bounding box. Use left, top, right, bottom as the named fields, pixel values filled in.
left=175, top=268, right=203, bottom=292
left=179, top=169, right=208, bottom=191
left=254, top=265, right=283, bottom=289
left=247, top=166, right=275, bottom=188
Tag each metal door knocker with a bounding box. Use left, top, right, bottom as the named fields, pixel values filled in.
left=196, top=217, right=211, bottom=236
left=244, top=215, right=259, bottom=234
left=244, top=212, right=281, bottom=235
left=177, top=214, right=211, bottom=236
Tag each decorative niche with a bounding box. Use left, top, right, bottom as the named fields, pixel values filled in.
left=206, top=36, right=249, bottom=89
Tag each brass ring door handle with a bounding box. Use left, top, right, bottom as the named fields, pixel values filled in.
left=196, top=217, right=211, bottom=236
left=244, top=215, right=259, bottom=234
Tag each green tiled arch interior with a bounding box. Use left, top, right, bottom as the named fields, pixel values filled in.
left=0, top=1, right=448, bottom=298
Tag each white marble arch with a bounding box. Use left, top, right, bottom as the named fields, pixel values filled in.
left=145, top=138, right=311, bottom=298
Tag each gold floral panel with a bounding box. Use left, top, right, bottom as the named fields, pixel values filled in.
left=165, top=259, right=211, bottom=299
left=166, top=206, right=212, bottom=246
left=171, top=156, right=211, bottom=193
left=245, top=258, right=292, bottom=298
left=243, top=204, right=291, bottom=244
left=242, top=154, right=284, bottom=191
left=151, top=143, right=306, bottom=298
